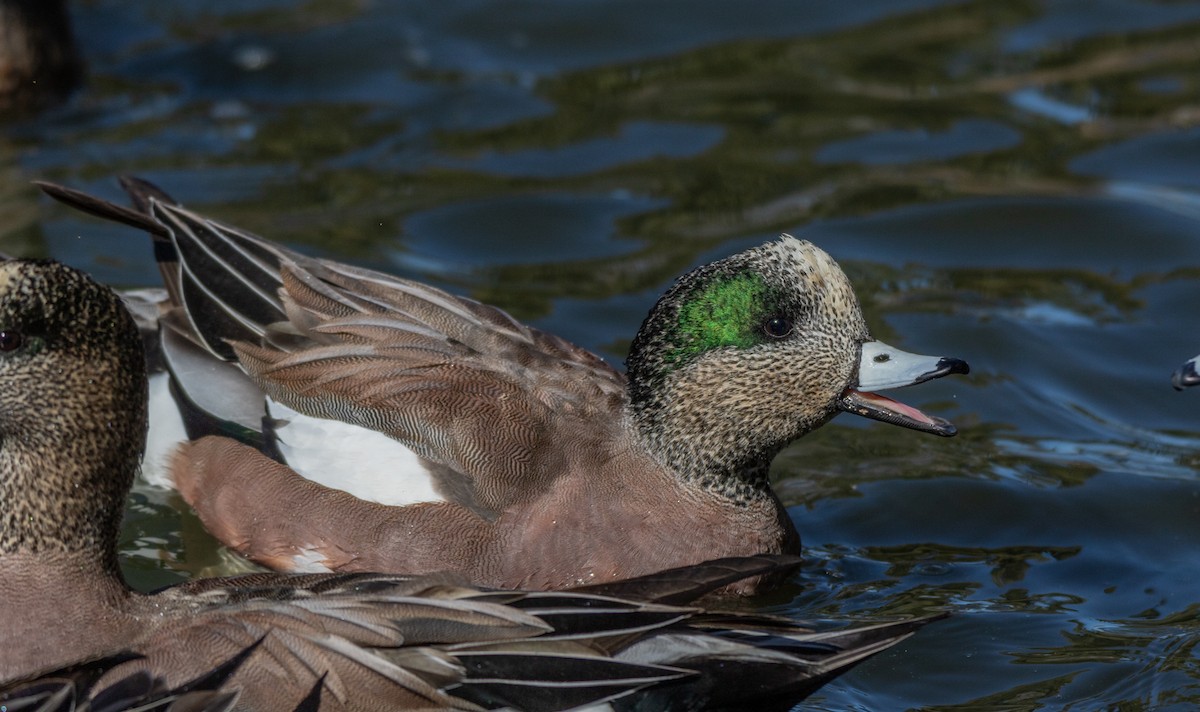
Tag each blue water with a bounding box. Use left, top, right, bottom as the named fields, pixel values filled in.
left=7, top=0, right=1200, bottom=708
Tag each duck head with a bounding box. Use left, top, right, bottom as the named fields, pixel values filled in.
left=0, top=260, right=146, bottom=571
left=626, top=235, right=968, bottom=487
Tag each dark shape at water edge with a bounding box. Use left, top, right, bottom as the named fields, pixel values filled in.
left=0, top=0, right=81, bottom=114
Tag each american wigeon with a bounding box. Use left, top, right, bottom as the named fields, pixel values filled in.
left=0, top=257, right=944, bottom=710
left=1174, top=353, right=1200, bottom=389
left=40, top=178, right=969, bottom=594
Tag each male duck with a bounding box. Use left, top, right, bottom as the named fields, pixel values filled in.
left=40, top=178, right=969, bottom=594
left=0, top=257, right=943, bottom=711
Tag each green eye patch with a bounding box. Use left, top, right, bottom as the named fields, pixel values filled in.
left=668, top=271, right=780, bottom=365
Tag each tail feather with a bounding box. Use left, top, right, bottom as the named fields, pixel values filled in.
left=39, top=178, right=297, bottom=362
left=118, top=175, right=180, bottom=211
left=35, top=180, right=170, bottom=240
left=0, top=641, right=256, bottom=712
left=612, top=613, right=947, bottom=712
left=570, top=554, right=804, bottom=606
left=426, top=648, right=691, bottom=712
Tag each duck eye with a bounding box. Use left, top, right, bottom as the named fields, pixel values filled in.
left=0, top=331, right=23, bottom=352
left=763, top=316, right=792, bottom=339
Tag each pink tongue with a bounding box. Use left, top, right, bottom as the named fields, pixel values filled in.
left=850, top=390, right=938, bottom=426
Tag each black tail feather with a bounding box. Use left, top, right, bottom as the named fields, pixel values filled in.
left=36, top=181, right=170, bottom=240
left=571, top=554, right=804, bottom=605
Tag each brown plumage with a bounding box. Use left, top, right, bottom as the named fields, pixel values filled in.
left=38, top=177, right=968, bottom=594
left=0, top=257, right=947, bottom=711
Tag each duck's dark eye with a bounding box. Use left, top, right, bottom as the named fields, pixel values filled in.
left=0, top=331, right=24, bottom=352
left=763, top=316, right=793, bottom=339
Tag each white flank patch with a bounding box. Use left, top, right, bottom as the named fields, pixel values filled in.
left=141, top=372, right=188, bottom=488
left=291, top=546, right=335, bottom=573
left=267, top=397, right=444, bottom=506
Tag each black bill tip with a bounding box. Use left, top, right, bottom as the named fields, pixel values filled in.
left=919, top=356, right=970, bottom=385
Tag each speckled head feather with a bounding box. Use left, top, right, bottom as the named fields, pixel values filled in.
left=0, top=260, right=146, bottom=571
left=626, top=236, right=870, bottom=495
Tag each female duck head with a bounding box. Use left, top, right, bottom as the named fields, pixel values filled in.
left=0, top=260, right=146, bottom=566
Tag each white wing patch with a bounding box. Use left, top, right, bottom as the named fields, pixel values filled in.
left=267, top=398, right=444, bottom=507
left=142, top=372, right=188, bottom=488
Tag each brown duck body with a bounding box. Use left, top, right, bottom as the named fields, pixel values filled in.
left=41, top=177, right=967, bottom=595
left=176, top=433, right=797, bottom=590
